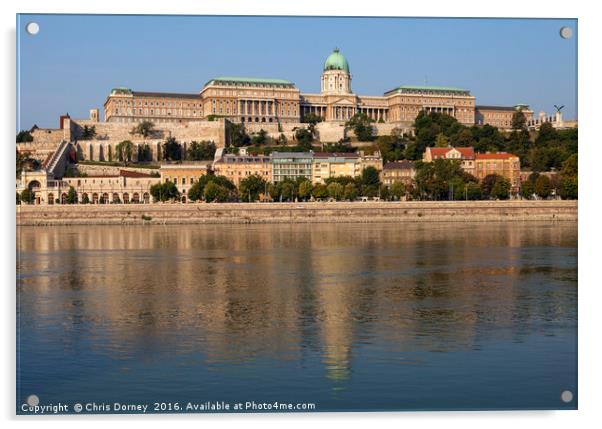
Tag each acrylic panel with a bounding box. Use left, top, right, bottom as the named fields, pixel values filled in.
left=16, top=14, right=578, bottom=415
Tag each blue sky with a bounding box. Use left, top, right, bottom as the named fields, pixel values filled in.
left=17, top=15, right=577, bottom=130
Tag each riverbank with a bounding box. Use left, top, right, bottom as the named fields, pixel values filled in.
left=16, top=200, right=577, bottom=225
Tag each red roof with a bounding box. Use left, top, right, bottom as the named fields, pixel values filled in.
left=119, top=170, right=154, bottom=178
left=475, top=152, right=517, bottom=160
left=429, top=147, right=475, bottom=159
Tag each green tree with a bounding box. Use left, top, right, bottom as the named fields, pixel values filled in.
left=188, top=175, right=236, bottom=201
left=561, top=154, right=578, bottom=177
left=312, top=183, right=328, bottom=199
left=16, top=130, right=34, bottom=143
left=186, top=141, right=216, bottom=161
left=346, top=112, right=374, bottom=142
left=226, top=122, right=251, bottom=147
left=251, top=129, right=270, bottom=146
left=559, top=176, right=578, bottom=200
left=65, top=186, right=78, bottom=204
left=375, top=131, right=407, bottom=162
left=360, top=166, right=381, bottom=188
left=20, top=189, right=34, bottom=204
left=137, top=143, right=153, bottom=162
left=520, top=180, right=535, bottom=200
left=511, top=109, right=527, bottom=131
left=294, top=128, right=314, bottom=151
left=302, top=112, right=323, bottom=125
left=81, top=125, right=97, bottom=140
left=16, top=192, right=21, bottom=205
left=480, top=174, right=500, bottom=198
left=239, top=174, right=267, bottom=202
left=81, top=193, right=90, bottom=204
left=280, top=180, right=296, bottom=201
left=389, top=181, right=406, bottom=200
left=204, top=182, right=230, bottom=202
left=534, top=175, right=552, bottom=199
left=435, top=133, right=450, bottom=147
left=150, top=181, right=180, bottom=202
left=130, top=120, right=155, bottom=138
left=116, top=140, right=135, bottom=165
left=327, top=182, right=344, bottom=200
left=343, top=183, right=359, bottom=201
left=465, top=182, right=482, bottom=200
left=413, top=158, right=471, bottom=200
left=298, top=180, right=313, bottom=201
left=558, top=153, right=577, bottom=200
left=162, top=137, right=183, bottom=161
left=277, top=134, right=288, bottom=145
left=491, top=177, right=511, bottom=200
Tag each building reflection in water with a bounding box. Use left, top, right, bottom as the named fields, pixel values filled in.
left=17, top=222, right=577, bottom=391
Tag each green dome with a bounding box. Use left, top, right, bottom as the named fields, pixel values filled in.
left=323, top=48, right=350, bottom=73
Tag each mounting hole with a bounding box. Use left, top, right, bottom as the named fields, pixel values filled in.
left=561, top=390, right=573, bottom=403
left=26, top=394, right=39, bottom=406
left=559, top=26, right=572, bottom=39
left=26, top=22, right=39, bottom=35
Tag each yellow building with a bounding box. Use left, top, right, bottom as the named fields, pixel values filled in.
left=160, top=163, right=210, bottom=201
left=212, top=151, right=272, bottom=187
left=312, top=152, right=361, bottom=184
left=381, top=161, right=416, bottom=186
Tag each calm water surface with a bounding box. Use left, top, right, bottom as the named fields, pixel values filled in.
left=17, top=222, right=577, bottom=412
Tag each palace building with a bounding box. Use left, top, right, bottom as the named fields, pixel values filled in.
left=103, top=48, right=530, bottom=130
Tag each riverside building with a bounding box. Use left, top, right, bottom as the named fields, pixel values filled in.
left=422, top=146, right=521, bottom=193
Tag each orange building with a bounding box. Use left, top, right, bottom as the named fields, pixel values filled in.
left=474, top=153, right=521, bottom=192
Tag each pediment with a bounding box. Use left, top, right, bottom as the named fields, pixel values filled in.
left=331, top=98, right=357, bottom=106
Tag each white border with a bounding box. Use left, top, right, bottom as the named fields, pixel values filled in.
left=2, top=1, right=599, bottom=428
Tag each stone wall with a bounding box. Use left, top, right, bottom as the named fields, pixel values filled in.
left=71, top=119, right=226, bottom=145
left=244, top=122, right=306, bottom=140
left=16, top=201, right=578, bottom=226
left=316, top=122, right=346, bottom=142
left=76, top=164, right=159, bottom=176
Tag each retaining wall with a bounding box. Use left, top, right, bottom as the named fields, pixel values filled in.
left=16, top=201, right=577, bottom=226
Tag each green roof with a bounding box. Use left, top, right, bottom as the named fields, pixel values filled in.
left=323, top=48, right=350, bottom=73
left=385, top=85, right=470, bottom=95
left=111, top=87, right=132, bottom=95
left=207, top=77, right=295, bottom=87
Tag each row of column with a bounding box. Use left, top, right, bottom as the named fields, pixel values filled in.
left=358, top=107, right=388, bottom=122
left=302, top=105, right=327, bottom=118
left=424, top=106, right=454, bottom=116
left=239, top=99, right=276, bottom=117
left=332, top=106, right=356, bottom=121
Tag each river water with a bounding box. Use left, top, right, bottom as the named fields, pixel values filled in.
left=16, top=222, right=577, bottom=413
